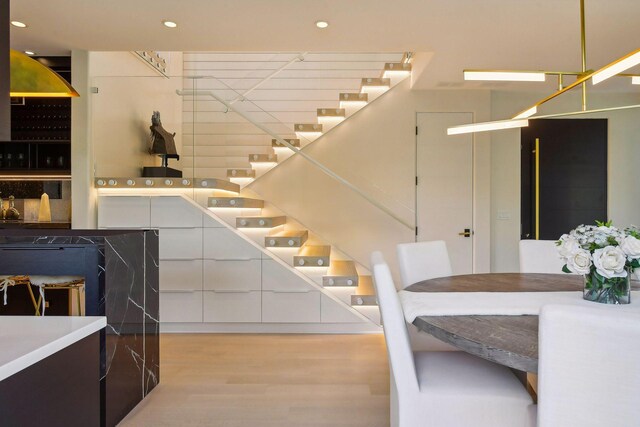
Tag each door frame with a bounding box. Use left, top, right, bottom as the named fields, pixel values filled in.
left=415, top=111, right=491, bottom=274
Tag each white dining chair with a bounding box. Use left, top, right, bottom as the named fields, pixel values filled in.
left=371, top=251, right=536, bottom=427
left=396, top=240, right=457, bottom=351
left=538, top=304, right=640, bottom=427
left=397, top=240, right=452, bottom=289
left=519, top=239, right=565, bottom=273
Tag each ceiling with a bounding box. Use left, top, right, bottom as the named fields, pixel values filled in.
left=8, top=0, right=640, bottom=90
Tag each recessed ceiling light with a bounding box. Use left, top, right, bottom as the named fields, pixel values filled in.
left=24, top=51, right=36, bottom=56
left=11, top=21, right=27, bottom=28
left=162, top=20, right=177, bottom=28
left=315, top=21, right=329, bottom=29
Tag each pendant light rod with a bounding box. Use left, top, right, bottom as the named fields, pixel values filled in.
left=580, top=0, right=587, bottom=110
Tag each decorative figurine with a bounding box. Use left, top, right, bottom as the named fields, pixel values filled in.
left=142, top=111, right=182, bottom=177
left=0, top=194, right=5, bottom=219
left=5, top=196, right=20, bottom=220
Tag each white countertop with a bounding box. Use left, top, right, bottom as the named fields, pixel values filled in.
left=0, top=316, right=107, bottom=381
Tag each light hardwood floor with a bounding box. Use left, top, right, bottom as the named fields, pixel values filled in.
left=119, top=334, right=390, bottom=427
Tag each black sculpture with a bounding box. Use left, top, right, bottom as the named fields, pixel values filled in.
left=142, top=111, right=182, bottom=177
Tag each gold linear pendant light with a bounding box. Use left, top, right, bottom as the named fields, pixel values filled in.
left=448, top=0, right=640, bottom=135
left=10, top=49, right=79, bottom=97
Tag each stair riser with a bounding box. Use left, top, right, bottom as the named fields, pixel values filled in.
left=323, top=276, right=359, bottom=287
left=351, top=295, right=378, bottom=306
left=294, top=256, right=330, bottom=267
left=236, top=217, right=286, bottom=228
left=265, top=235, right=308, bottom=248
left=208, top=198, right=264, bottom=209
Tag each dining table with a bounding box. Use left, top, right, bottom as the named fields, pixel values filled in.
left=403, top=273, right=640, bottom=394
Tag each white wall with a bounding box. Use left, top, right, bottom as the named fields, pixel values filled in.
left=71, top=51, right=183, bottom=227
left=247, top=80, right=492, bottom=278
left=90, top=52, right=184, bottom=177
left=490, top=90, right=640, bottom=272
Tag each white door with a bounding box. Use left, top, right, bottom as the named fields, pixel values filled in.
left=416, top=112, right=473, bottom=274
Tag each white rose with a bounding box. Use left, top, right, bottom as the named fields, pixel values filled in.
left=592, top=246, right=628, bottom=279
left=557, top=236, right=581, bottom=259
left=620, top=236, right=640, bottom=260
left=566, top=249, right=592, bottom=275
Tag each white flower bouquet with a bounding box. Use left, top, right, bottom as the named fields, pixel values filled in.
left=557, top=221, right=640, bottom=304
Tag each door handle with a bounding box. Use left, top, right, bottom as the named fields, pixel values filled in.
left=458, top=228, right=472, bottom=237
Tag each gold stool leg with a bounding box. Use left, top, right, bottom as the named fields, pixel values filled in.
left=26, top=284, right=41, bottom=316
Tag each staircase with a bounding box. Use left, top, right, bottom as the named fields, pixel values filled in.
left=207, top=193, right=380, bottom=324
left=177, top=53, right=414, bottom=326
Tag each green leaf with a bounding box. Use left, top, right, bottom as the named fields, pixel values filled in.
left=562, top=265, right=572, bottom=274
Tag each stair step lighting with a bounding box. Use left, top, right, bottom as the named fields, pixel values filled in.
left=339, top=93, right=368, bottom=108
left=360, top=78, right=390, bottom=93
left=208, top=197, right=264, bottom=209
left=381, top=62, right=412, bottom=78
left=235, top=216, right=286, bottom=228
left=264, top=230, right=308, bottom=247
left=248, top=153, right=278, bottom=166
left=271, top=138, right=300, bottom=148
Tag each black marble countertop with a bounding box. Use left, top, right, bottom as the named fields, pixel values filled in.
left=0, top=220, right=71, bottom=229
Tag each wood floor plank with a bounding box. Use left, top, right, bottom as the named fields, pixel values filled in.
left=118, top=334, right=390, bottom=427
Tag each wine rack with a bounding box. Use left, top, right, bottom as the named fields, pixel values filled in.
left=4, top=56, right=71, bottom=175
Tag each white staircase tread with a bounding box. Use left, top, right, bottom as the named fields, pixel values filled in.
left=382, top=62, right=412, bottom=77
left=208, top=197, right=264, bottom=209
left=294, top=245, right=331, bottom=267
left=236, top=216, right=286, bottom=228
left=360, top=77, right=391, bottom=88
left=317, top=108, right=345, bottom=118
left=294, top=123, right=323, bottom=133
left=351, top=276, right=377, bottom=306
left=265, top=230, right=309, bottom=248
left=248, top=153, right=277, bottom=163
left=339, top=92, right=368, bottom=103
left=323, top=261, right=359, bottom=287
left=272, top=138, right=300, bottom=148
left=227, top=169, right=256, bottom=178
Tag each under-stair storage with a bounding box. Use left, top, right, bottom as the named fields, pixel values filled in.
left=98, top=194, right=378, bottom=332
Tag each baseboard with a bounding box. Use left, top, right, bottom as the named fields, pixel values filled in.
left=160, top=322, right=382, bottom=334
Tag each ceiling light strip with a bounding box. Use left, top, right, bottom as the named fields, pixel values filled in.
left=454, top=104, right=640, bottom=135
left=591, top=48, right=640, bottom=85
left=463, top=70, right=546, bottom=82
left=528, top=103, right=640, bottom=120
left=447, top=119, right=529, bottom=135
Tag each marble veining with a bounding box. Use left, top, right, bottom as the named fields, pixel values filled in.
left=0, top=230, right=159, bottom=427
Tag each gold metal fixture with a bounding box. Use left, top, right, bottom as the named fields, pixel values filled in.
left=535, top=138, right=540, bottom=240
left=458, top=229, right=472, bottom=237
left=10, top=50, right=79, bottom=97
left=451, top=0, right=640, bottom=135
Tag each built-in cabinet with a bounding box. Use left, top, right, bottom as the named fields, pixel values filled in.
left=98, top=195, right=362, bottom=327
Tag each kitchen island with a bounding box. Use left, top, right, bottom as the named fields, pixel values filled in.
left=0, top=229, right=159, bottom=427
left=0, top=316, right=106, bottom=427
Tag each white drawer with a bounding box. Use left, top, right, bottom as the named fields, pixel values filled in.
left=160, top=259, right=203, bottom=291
left=159, top=228, right=203, bottom=259
left=203, top=260, right=261, bottom=291
left=160, top=291, right=203, bottom=323
left=151, top=196, right=202, bottom=228
left=98, top=196, right=150, bottom=228
left=262, top=259, right=315, bottom=292
left=203, top=228, right=261, bottom=260
left=203, top=291, right=261, bottom=322
left=262, top=291, right=320, bottom=323
left=320, top=294, right=363, bottom=323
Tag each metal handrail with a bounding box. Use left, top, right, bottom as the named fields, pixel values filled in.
left=177, top=88, right=414, bottom=230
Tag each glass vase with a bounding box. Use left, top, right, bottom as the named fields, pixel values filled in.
left=583, top=268, right=631, bottom=304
